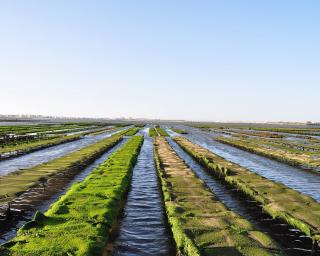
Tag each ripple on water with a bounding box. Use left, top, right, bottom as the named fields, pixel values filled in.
left=112, top=136, right=174, bottom=256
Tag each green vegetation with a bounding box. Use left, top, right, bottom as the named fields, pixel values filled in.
left=124, top=127, right=140, bottom=136
left=156, top=126, right=169, bottom=136
left=216, top=136, right=320, bottom=170
left=149, top=126, right=169, bottom=137
left=133, top=123, right=145, bottom=128
left=174, top=137, right=320, bottom=244
left=1, top=136, right=143, bottom=255
left=172, top=128, right=188, bottom=134
left=0, top=128, right=136, bottom=205
left=154, top=137, right=282, bottom=256
left=149, top=127, right=158, bottom=137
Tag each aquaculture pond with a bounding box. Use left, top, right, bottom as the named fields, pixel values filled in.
left=0, top=138, right=129, bottom=243
left=110, top=128, right=174, bottom=255
left=0, top=127, right=127, bottom=176
left=168, top=138, right=319, bottom=256
left=1, top=122, right=319, bottom=255
left=177, top=126, right=320, bottom=202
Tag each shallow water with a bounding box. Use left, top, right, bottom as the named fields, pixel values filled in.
left=168, top=138, right=319, bottom=256
left=112, top=129, right=174, bottom=256
left=0, top=138, right=128, bottom=243
left=177, top=126, right=320, bottom=202
left=0, top=127, right=127, bottom=176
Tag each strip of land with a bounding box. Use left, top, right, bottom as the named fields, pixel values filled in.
left=154, top=137, right=283, bottom=256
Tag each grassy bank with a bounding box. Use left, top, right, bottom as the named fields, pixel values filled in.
left=174, top=137, right=320, bottom=244
left=1, top=135, right=143, bottom=255
left=154, top=137, right=283, bottom=256
left=0, top=128, right=134, bottom=205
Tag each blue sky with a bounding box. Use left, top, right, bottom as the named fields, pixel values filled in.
left=0, top=1, right=319, bottom=122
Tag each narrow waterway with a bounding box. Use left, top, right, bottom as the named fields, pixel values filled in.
left=0, top=127, right=127, bottom=176
left=111, top=128, right=174, bottom=256
left=175, top=126, right=320, bottom=202
left=0, top=137, right=129, bottom=244
left=168, top=138, right=319, bottom=256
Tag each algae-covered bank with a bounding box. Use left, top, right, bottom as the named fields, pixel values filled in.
left=173, top=136, right=320, bottom=248
left=154, top=137, right=283, bottom=256
left=1, top=136, right=143, bottom=255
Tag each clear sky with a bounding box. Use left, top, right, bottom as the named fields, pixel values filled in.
left=0, top=1, right=319, bottom=122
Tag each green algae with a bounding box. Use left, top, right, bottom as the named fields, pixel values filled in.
left=154, top=137, right=283, bottom=256
left=1, top=136, right=143, bottom=255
